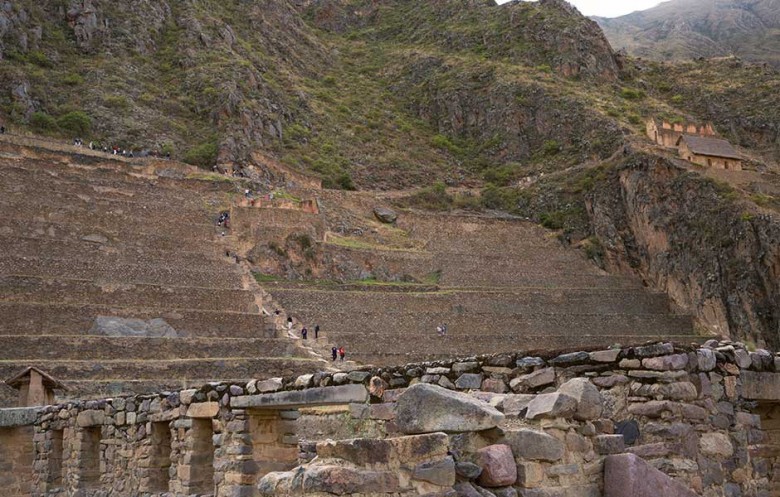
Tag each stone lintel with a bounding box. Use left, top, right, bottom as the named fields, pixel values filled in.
left=0, top=407, right=39, bottom=427
left=231, top=384, right=368, bottom=410
left=740, top=371, right=780, bottom=400
left=186, top=402, right=220, bottom=419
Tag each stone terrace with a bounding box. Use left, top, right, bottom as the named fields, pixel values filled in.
left=261, top=201, right=701, bottom=365
left=0, top=143, right=325, bottom=405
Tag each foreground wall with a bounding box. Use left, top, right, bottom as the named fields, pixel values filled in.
left=2, top=340, right=780, bottom=497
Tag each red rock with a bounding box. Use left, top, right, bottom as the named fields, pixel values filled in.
left=475, top=444, right=517, bottom=487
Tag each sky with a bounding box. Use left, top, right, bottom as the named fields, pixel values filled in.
left=495, top=0, right=664, bottom=18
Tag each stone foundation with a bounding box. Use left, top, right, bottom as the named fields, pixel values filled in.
left=2, top=340, right=780, bottom=496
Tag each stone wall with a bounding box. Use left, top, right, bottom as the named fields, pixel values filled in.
left=2, top=340, right=780, bottom=496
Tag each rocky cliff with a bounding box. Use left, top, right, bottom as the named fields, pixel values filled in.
left=588, top=153, right=780, bottom=348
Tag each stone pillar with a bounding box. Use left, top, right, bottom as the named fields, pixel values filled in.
left=26, top=371, right=45, bottom=408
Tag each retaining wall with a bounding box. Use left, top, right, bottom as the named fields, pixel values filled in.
left=2, top=340, right=780, bottom=496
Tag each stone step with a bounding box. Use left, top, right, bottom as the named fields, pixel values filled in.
left=0, top=335, right=305, bottom=361
left=270, top=287, right=672, bottom=316
left=0, top=302, right=270, bottom=338
left=349, top=335, right=707, bottom=366
left=0, top=275, right=258, bottom=313
left=0, top=356, right=325, bottom=382
left=0, top=255, right=243, bottom=289
left=284, top=313, right=694, bottom=340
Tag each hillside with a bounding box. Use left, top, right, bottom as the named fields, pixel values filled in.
left=595, top=0, right=780, bottom=67
left=1, top=0, right=780, bottom=345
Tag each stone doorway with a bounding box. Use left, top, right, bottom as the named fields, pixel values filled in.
left=0, top=426, right=34, bottom=496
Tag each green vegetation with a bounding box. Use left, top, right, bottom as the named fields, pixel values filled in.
left=56, top=111, right=92, bottom=136
left=183, top=140, right=219, bottom=168
left=253, top=272, right=281, bottom=283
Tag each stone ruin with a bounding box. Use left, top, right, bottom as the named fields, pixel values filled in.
left=2, top=340, right=780, bottom=496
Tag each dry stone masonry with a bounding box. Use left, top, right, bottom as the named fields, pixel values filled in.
left=3, top=340, right=780, bottom=496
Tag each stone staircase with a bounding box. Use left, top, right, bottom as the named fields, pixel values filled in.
left=263, top=205, right=703, bottom=366
left=0, top=144, right=326, bottom=406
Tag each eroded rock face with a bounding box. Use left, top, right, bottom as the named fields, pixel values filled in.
left=395, top=383, right=504, bottom=434
left=588, top=154, right=780, bottom=347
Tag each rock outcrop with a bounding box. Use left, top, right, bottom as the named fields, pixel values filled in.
left=588, top=153, right=780, bottom=347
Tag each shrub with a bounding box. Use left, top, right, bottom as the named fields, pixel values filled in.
left=104, top=95, right=130, bottom=110
left=671, top=94, right=684, bottom=104
left=30, top=112, right=58, bottom=132
left=620, top=88, right=646, bottom=100
left=62, top=73, right=85, bottom=86
left=542, top=139, right=561, bottom=156
left=183, top=141, right=218, bottom=168
left=28, top=51, right=52, bottom=68
left=57, top=111, right=92, bottom=136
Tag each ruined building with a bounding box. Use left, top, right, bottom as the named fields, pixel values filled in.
left=646, top=118, right=743, bottom=170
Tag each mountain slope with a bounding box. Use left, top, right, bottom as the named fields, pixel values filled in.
left=595, top=0, right=780, bottom=66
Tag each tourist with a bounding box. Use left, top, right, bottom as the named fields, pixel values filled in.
left=301, top=327, right=308, bottom=340
left=314, top=324, right=320, bottom=339
left=331, top=347, right=338, bottom=361
left=0, top=125, right=5, bottom=134
left=442, top=323, right=448, bottom=336
left=338, top=346, right=345, bottom=361
left=436, top=325, right=443, bottom=336
left=287, top=317, right=293, bottom=331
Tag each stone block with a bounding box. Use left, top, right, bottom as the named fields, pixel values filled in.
left=453, top=362, right=480, bottom=374
left=589, top=349, right=621, bottom=363
left=696, top=349, right=717, bottom=372
left=369, top=403, right=395, bottom=420
left=316, top=432, right=449, bottom=467
left=525, top=393, right=576, bottom=420
left=510, top=368, right=555, bottom=392
left=302, top=465, right=399, bottom=494
left=594, top=435, right=625, bottom=455
left=232, top=384, right=368, bottom=409
left=294, top=374, right=314, bottom=388
left=549, top=351, right=590, bottom=365
left=456, top=374, right=484, bottom=390
left=347, top=371, right=371, bottom=383
left=504, top=429, right=564, bottom=462
left=501, top=395, right=535, bottom=417
left=456, top=461, right=483, bottom=480
left=642, top=354, right=689, bottom=371
left=369, top=377, right=389, bottom=398
left=741, top=371, right=780, bottom=400
left=413, top=456, right=456, bottom=486
left=634, top=343, right=674, bottom=358
left=186, top=402, right=219, bottom=419
left=604, top=453, right=698, bottom=497
left=592, top=375, right=629, bottom=388
left=395, top=383, right=504, bottom=434
left=76, top=410, right=105, bottom=427
left=515, top=462, right=544, bottom=488
left=699, top=432, right=734, bottom=457
left=734, top=349, right=752, bottom=369
left=558, top=378, right=603, bottom=420
left=481, top=378, right=508, bottom=394
left=255, top=378, right=283, bottom=393
left=0, top=408, right=39, bottom=427
left=516, top=357, right=545, bottom=370
left=476, top=445, right=517, bottom=487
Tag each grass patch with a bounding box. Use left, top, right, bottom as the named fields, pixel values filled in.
left=253, top=272, right=281, bottom=283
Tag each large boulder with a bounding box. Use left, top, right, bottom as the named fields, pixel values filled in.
left=557, top=378, right=603, bottom=420
left=373, top=207, right=398, bottom=224
left=395, top=383, right=505, bottom=434
left=475, top=445, right=517, bottom=487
